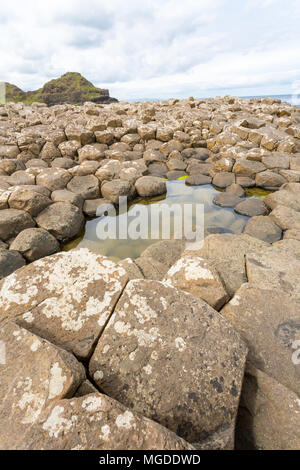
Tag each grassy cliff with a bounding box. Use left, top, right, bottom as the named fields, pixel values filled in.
left=4, top=72, right=117, bottom=105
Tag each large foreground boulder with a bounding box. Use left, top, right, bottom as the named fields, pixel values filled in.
left=36, top=202, right=84, bottom=240
left=89, top=279, right=247, bottom=445
left=246, top=246, right=300, bottom=303
left=221, top=283, right=300, bottom=395
left=0, top=249, right=128, bottom=359
left=236, top=364, right=300, bottom=450
left=0, top=322, right=85, bottom=450
left=22, top=394, right=194, bottom=450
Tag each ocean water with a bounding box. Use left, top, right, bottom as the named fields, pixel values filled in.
left=242, top=94, right=300, bottom=106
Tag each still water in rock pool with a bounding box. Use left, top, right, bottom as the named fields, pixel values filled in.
left=63, top=181, right=254, bottom=262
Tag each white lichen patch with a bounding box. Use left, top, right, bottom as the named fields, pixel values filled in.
left=48, top=362, right=67, bottom=400
left=114, top=321, right=131, bottom=335
left=102, top=345, right=110, bottom=354
left=175, top=337, right=186, bottom=352
left=42, top=405, right=77, bottom=438
left=115, top=411, right=136, bottom=430
left=129, top=351, right=136, bottom=361
left=82, top=396, right=103, bottom=413
left=30, top=339, right=41, bottom=352
left=230, top=295, right=241, bottom=306
left=129, top=294, right=158, bottom=324
left=143, top=365, right=152, bottom=375
left=100, top=424, right=111, bottom=441
left=151, top=351, right=158, bottom=361
left=23, top=311, right=34, bottom=323
left=93, top=370, right=104, bottom=381
left=133, top=327, right=160, bottom=347
left=14, top=378, right=45, bottom=425
left=165, top=256, right=215, bottom=282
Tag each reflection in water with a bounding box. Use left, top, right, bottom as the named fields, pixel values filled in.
left=63, top=181, right=249, bottom=262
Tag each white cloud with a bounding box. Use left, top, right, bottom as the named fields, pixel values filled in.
left=0, top=0, right=299, bottom=99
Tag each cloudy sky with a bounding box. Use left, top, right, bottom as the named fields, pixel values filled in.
left=0, top=0, right=300, bottom=100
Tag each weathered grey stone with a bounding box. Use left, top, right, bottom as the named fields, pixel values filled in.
left=89, top=279, right=247, bottom=443
left=0, top=249, right=128, bottom=359
left=273, top=238, right=300, bottom=256
left=185, top=174, right=212, bottom=185
left=10, top=228, right=59, bottom=262
left=243, top=216, right=282, bottom=243
left=280, top=182, right=300, bottom=195
left=246, top=247, right=300, bottom=302
left=0, top=144, right=19, bottom=159
left=9, top=184, right=50, bottom=197
left=36, top=168, right=72, bottom=191
left=213, top=193, right=242, bottom=207
left=135, top=176, right=166, bottom=198
left=279, top=169, right=300, bottom=182
left=51, top=189, right=83, bottom=209
left=36, top=202, right=84, bottom=240
left=236, top=364, right=300, bottom=450
left=8, top=188, right=52, bottom=216
left=221, top=283, right=300, bottom=394
left=135, top=256, right=169, bottom=280
left=101, top=179, right=135, bottom=204
left=0, top=322, right=85, bottom=450
left=9, top=171, right=35, bottom=186
left=69, top=160, right=101, bottom=176
left=187, top=161, right=212, bottom=176
left=117, top=258, right=144, bottom=280
left=265, top=190, right=300, bottom=212
left=0, top=208, right=35, bottom=241
left=0, top=159, right=25, bottom=175
left=74, top=380, right=98, bottom=397
left=0, top=250, right=25, bottom=279
left=233, top=160, right=265, bottom=177
left=0, top=190, right=10, bottom=209
left=236, top=176, right=256, bottom=188
left=166, top=170, right=187, bottom=180
left=214, top=157, right=234, bottom=172
left=147, top=162, right=168, bottom=177
left=269, top=205, right=300, bottom=230
left=58, top=140, right=81, bottom=158
left=212, top=172, right=235, bottom=188
left=140, top=240, right=185, bottom=268
left=25, top=159, right=48, bottom=169
left=290, top=156, right=300, bottom=172
left=262, top=153, right=290, bottom=170
left=226, top=183, right=245, bottom=197
left=67, top=175, right=100, bottom=200
left=51, top=157, right=76, bottom=169
left=143, top=149, right=166, bottom=163
left=83, top=198, right=111, bottom=217
left=193, top=234, right=268, bottom=296
left=164, top=253, right=229, bottom=310
left=284, top=229, right=300, bottom=241
left=256, top=170, right=286, bottom=189
left=78, top=144, right=107, bottom=163
left=40, top=142, right=62, bottom=162
left=167, top=159, right=187, bottom=171
left=234, top=198, right=268, bottom=217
